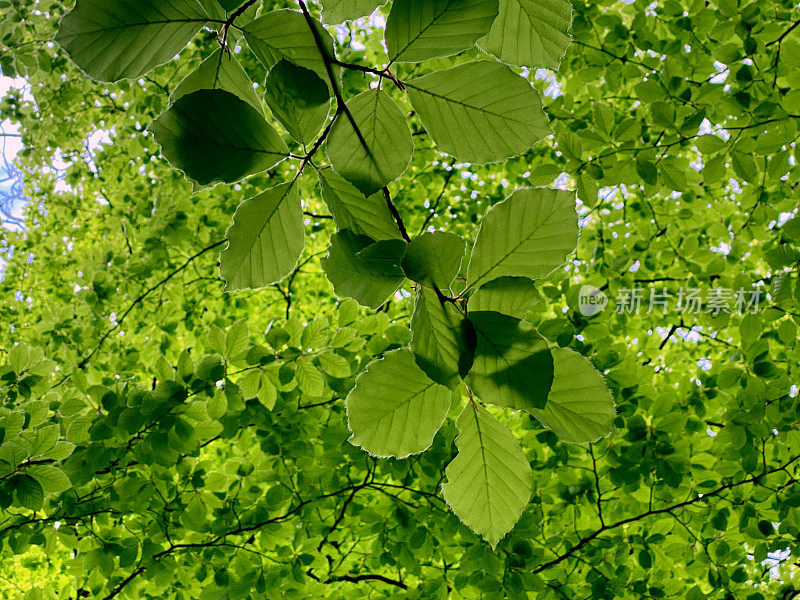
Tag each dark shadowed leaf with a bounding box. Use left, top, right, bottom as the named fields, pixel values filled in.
left=148, top=89, right=288, bottom=186
left=402, top=231, right=466, bottom=291
left=321, top=230, right=407, bottom=309
left=411, top=288, right=475, bottom=388
left=263, top=60, right=332, bottom=145
left=467, top=311, right=553, bottom=411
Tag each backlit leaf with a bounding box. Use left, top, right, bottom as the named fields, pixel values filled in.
left=478, top=0, right=573, bottom=70
left=326, top=88, right=414, bottom=195
left=263, top=60, right=332, bottom=145
left=318, top=170, right=403, bottom=241
left=321, top=0, right=385, bottom=24
left=411, top=288, right=474, bottom=388
left=531, top=348, right=615, bottom=443
left=467, top=277, right=539, bottom=319
left=406, top=61, right=551, bottom=163
left=56, top=0, right=208, bottom=82
left=321, top=230, right=407, bottom=309
left=244, top=9, right=339, bottom=92
left=220, top=182, right=305, bottom=291
left=347, top=349, right=451, bottom=458
left=172, top=48, right=263, bottom=114
left=402, top=232, right=466, bottom=291
left=385, top=0, right=499, bottom=63
left=442, top=402, right=532, bottom=548
left=466, top=187, right=578, bottom=290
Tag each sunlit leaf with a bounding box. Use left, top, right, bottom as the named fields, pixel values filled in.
left=172, top=48, right=263, bottom=114
left=347, top=349, right=451, bottom=458
left=531, top=348, right=615, bottom=443
left=479, top=0, right=573, bottom=69
left=406, top=61, right=551, bottom=163
left=385, top=0, right=499, bottom=63
left=466, top=187, right=578, bottom=290
left=220, top=182, right=305, bottom=291
left=318, top=170, right=403, bottom=241
left=326, top=88, right=414, bottom=195
left=442, top=402, right=532, bottom=548
left=56, top=0, right=208, bottom=82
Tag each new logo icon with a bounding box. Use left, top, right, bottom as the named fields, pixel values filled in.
left=578, top=285, right=608, bottom=317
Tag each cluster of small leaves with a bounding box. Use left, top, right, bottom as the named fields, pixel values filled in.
left=53, top=0, right=615, bottom=545
left=0, top=345, right=74, bottom=512
left=2, top=0, right=800, bottom=598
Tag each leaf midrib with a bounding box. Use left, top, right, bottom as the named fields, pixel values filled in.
left=390, top=2, right=451, bottom=62
left=468, top=202, right=567, bottom=289
left=470, top=403, right=495, bottom=539
left=405, top=77, right=533, bottom=126
left=57, top=18, right=210, bottom=38
left=230, top=182, right=297, bottom=274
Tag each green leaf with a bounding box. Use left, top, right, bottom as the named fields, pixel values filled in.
left=41, top=441, right=76, bottom=461
left=385, top=0, right=499, bottom=63
left=225, top=319, right=250, bottom=357
left=205, top=0, right=258, bottom=28
left=318, top=170, right=403, bottom=241
left=148, top=89, right=289, bottom=186
left=244, top=9, right=338, bottom=93
left=406, top=61, right=551, bottom=163
left=13, top=474, right=43, bottom=511
left=731, top=150, right=759, bottom=183
left=0, top=441, right=28, bottom=466
left=318, top=351, right=351, bottom=378
left=326, top=88, right=414, bottom=195
left=467, top=277, right=538, bottom=319
left=402, top=232, right=466, bottom=291
left=297, top=359, right=325, bottom=397
left=172, top=48, right=263, bottom=115
left=321, top=0, right=385, bottom=24
left=220, top=182, right=305, bottom=291
left=321, top=230, right=407, bottom=309
left=411, top=288, right=474, bottom=388
left=263, top=60, right=332, bottom=145
left=467, top=311, right=553, bottom=411
left=55, top=0, right=208, bottom=82
left=258, top=375, right=278, bottom=410
left=478, top=0, right=573, bottom=69
left=466, top=187, right=578, bottom=290
left=27, top=465, right=72, bottom=494
left=530, top=348, right=615, bottom=443
left=217, top=0, right=246, bottom=10
left=8, top=344, right=28, bottom=374
left=346, top=348, right=451, bottom=458
left=442, top=402, right=532, bottom=548
left=635, top=157, right=658, bottom=185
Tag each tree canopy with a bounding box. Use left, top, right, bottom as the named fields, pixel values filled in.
left=1, top=0, right=800, bottom=598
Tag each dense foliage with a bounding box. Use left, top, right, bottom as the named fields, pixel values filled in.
left=1, top=0, right=800, bottom=598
